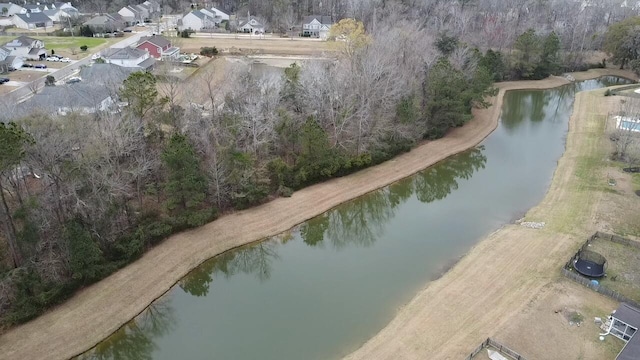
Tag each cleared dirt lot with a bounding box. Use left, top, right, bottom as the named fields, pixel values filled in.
left=178, top=36, right=333, bottom=55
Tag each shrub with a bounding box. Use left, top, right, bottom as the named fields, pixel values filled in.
left=200, top=46, right=219, bottom=57
left=80, top=45, right=88, bottom=51
left=44, top=75, right=55, bottom=86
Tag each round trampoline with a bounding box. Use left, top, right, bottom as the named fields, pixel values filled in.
left=573, top=249, right=607, bottom=278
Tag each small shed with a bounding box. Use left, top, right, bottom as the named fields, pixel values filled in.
left=610, top=303, right=640, bottom=360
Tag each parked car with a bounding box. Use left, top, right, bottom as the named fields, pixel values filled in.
left=22, top=63, right=34, bottom=68
left=7, top=66, right=16, bottom=71
left=123, top=28, right=133, bottom=33
left=60, top=57, right=71, bottom=63
left=46, top=57, right=60, bottom=62
left=66, top=77, right=81, bottom=84
left=0, top=78, right=10, bottom=84
left=35, top=64, right=47, bottom=69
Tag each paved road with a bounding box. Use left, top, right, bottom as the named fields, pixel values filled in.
left=7, top=31, right=152, bottom=103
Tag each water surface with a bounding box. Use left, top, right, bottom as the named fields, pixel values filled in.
left=79, top=76, right=630, bottom=360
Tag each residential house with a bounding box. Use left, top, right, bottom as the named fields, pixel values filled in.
left=238, top=16, right=264, bottom=34
left=302, top=15, right=332, bottom=39
left=118, top=5, right=142, bottom=24
left=608, top=303, right=640, bottom=360
left=3, top=36, right=46, bottom=60
left=18, top=83, right=118, bottom=116
left=101, top=47, right=155, bottom=69
left=0, top=46, right=23, bottom=73
left=0, top=3, right=26, bottom=16
left=79, top=63, right=136, bottom=86
left=200, top=6, right=228, bottom=24
left=83, top=14, right=126, bottom=33
left=22, top=3, right=43, bottom=12
left=179, top=10, right=214, bottom=31
left=142, top=0, right=161, bottom=15
left=12, top=12, right=53, bottom=29
left=136, top=35, right=179, bottom=60
left=42, top=2, right=78, bottom=22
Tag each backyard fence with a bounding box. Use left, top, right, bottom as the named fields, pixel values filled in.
left=562, top=232, right=640, bottom=309
left=464, top=338, right=527, bottom=360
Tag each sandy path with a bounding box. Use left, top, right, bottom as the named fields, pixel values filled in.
left=0, top=69, right=632, bottom=360
left=345, top=69, right=637, bottom=360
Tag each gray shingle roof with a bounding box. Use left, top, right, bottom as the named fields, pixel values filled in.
left=302, top=15, right=332, bottom=25
left=615, top=304, right=640, bottom=360
left=616, top=303, right=640, bottom=328
left=79, top=63, right=136, bottom=85
left=102, top=47, right=146, bottom=60
left=138, top=35, right=170, bottom=48
left=5, top=36, right=39, bottom=47
left=15, top=12, right=51, bottom=23
left=189, top=10, right=207, bottom=20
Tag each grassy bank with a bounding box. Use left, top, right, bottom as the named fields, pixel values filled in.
left=346, top=79, right=638, bottom=360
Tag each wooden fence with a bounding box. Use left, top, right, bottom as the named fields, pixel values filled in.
left=562, top=232, right=640, bottom=309
left=464, top=338, right=527, bottom=360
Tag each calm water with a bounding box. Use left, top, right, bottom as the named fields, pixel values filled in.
left=79, top=77, right=630, bottom=360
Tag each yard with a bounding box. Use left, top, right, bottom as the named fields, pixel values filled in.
left=588, top=236, right=640, bottom=303
left=0, top=36, right=119, bottom=59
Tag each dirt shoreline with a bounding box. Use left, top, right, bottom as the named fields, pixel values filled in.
left=0, top=69, right=633, bottom=360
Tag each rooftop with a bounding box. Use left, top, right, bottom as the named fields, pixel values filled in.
left=102, top=47, right=147, bottom=60
left=615, top=304, right=640, bottom=360
left=15, top=12, right=51, bottom=23
left=138, top=35, right=171, bottom=48
left=303, top=15, right=332, bottom=25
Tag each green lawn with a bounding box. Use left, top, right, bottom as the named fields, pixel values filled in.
left=0, top=36, right=108, bottom=51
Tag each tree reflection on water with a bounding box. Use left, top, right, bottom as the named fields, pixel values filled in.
left=79, top=146, right=486, bottom=359
left=77, top=298, right=175, bottom=360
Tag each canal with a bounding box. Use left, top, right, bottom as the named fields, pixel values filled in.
left=78, top=76, right=629, bottom=360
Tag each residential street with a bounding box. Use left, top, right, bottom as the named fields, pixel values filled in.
left=6, top=31, right=152, bottom=103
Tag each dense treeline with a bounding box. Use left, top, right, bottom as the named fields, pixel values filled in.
left=0, top=19, right=500, bottom=327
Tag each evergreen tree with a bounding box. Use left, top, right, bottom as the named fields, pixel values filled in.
left=604, top=16, right=640, bottom=69
left=120, top=71, right=161, bottom=118
left=0, top=123, right=33, bottom=268
left=513, top=28, right=541, bottom=79
left=162, top=134, right=208, bottom=212
left=65, top=221, right=104, bottom=283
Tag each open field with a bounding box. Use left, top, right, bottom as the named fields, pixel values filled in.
left=0, top=69, right=636, bottom=360
left=176, top=36, right=334, bottom=55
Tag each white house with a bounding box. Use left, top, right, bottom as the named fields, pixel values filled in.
left=0, top=3, right=26, bottom=16
left=3, top=36, right=46, bottom=60
left=100, top=47, right=155, bottom=69
left=302, top=15, right=332, bottom=39
left=180, top=10, right=214, bottom=31
left=12, top=12, right=53, bottom=29
left=118, top=5, right=141, bottom=24
left=200, top=6, right=228, bottom=24
left=143, top=0, right=161, bottom=14
left=0, top=42, right=25, bottom=70
left=238, top=16, right=264, bottom=34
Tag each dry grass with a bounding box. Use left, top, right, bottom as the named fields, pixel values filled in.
left=177, top=36, right=333, bottom=56
left=589, top=238, right=640, bottom=302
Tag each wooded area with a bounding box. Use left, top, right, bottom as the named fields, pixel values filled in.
left=0, top=0, right=638, bottom=329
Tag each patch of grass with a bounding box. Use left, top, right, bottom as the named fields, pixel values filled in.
left=546, top=92, right=608, bottom=234
left=0, top=36, right=108, bottom=51
left=590, top=238, right=640, bottom=302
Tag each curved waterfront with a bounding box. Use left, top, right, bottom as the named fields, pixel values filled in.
left=78, top=76, right=629, bottom=360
